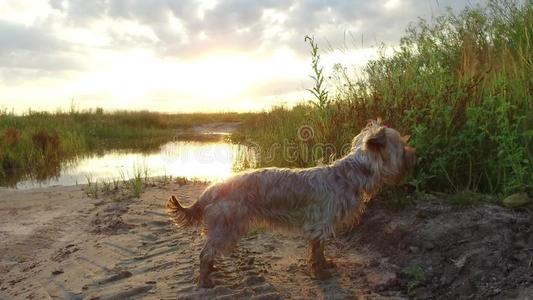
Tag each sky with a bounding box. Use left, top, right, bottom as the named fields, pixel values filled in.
left=0, top=0, right=486, bottom=113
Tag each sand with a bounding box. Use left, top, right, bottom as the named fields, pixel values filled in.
left=0, top=183, right=395, bottom=299
left=1, top=183, right=531, bottom=299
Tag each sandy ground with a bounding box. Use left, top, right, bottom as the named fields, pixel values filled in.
left=0, top=183, right=532, bottom=299
left=0, top=183, right=395, bottom=299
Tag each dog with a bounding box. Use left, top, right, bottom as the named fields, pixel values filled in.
left=166, top=120, right=416, bottom=288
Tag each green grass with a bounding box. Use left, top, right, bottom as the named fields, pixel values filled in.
left=235, top=0, right=532, bottom=196
left=83, top=164, right=149, bottom=199
left=129, top=163, right=148, bottom=198
left=85, top=176, right=99, bottom=199
left=403, top=264, right=426, bottom=293
left=403, top=264, right=425, bottom=282
left=83, top=169, right=201, bottom=201
left=0, top=108, right=252, bottom=186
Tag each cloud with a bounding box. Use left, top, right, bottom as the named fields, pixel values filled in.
left=0, top=20, right=62, bottom=53
left=0, top=0, right=487, bottom=78
left=52, top=0, right=487, bottom=58
left=245, top=78, right=308, bottom=97
left=0, top=20, right=84, bottom=82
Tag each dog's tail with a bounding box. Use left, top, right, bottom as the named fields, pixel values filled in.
left=166, top=195, right=203, bottom=227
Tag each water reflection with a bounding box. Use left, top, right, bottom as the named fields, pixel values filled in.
left=12, top=141, right=250, bottom=189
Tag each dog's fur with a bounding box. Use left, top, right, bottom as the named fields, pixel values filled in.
left=166, top=120, right=416, bottom=287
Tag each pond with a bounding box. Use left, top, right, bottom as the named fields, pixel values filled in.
left=10, top=140, right=253, bottom=189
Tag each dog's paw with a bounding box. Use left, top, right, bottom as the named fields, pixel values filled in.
left=209, top=264, right=219, bottom=272
left=324, top=259, right=336, bottom=269
left=198, top=277, right=215, bottom=288
left=312, top=268, right=333, bottom=280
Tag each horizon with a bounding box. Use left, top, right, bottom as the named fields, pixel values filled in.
left=0, top=0, right=486, bottom=114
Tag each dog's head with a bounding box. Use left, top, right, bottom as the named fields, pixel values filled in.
left=354, top=120, right=416, bottom=185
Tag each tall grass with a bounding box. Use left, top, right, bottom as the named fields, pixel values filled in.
left=236, top=0, right=532, bottom=195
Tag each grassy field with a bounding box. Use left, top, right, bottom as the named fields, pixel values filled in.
left=234, top=0, right=532, bottom=196
left=0, top=108, right=251, bottom=185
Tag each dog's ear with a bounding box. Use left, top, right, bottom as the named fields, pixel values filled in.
left=365, top=127, right=387, bottom=151
left=401, top=135, right=411, bottom=143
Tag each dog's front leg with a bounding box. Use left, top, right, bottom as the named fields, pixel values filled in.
left=308, top=239, right=334, bottom=279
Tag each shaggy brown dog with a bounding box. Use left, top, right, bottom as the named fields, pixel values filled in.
left=167, top=120, right=415, bottom=288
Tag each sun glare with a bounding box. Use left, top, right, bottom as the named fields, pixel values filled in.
left=65, top=48, right=311, bottom=112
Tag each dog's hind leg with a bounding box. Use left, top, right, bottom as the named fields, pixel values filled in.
left=308, top=238, right=335, bottom=279
left=198, top=201, right=249, bottom=288
left=198, top=229, right=244, bottom=288
left=198, top=243, right=217, bottom=288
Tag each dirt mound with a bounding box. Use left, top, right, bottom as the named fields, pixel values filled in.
left=348, top=196, right=533, bottom=299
